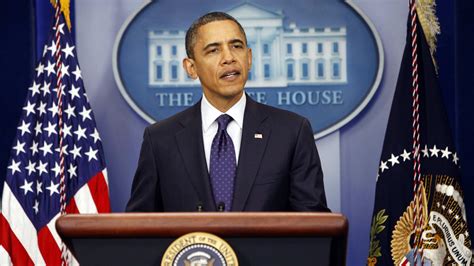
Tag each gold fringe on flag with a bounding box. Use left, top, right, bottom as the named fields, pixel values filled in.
left=416, top=0, right=440, bottom=70
left=50, top=0, right=71, bottom=30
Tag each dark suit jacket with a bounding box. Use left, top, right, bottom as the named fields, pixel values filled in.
left=126, top=95, right=329, bottom=212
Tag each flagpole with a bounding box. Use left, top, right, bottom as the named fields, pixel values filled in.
left=52, top=1, right=69, bottom=265
left=409, top=0, right=425, bottom=263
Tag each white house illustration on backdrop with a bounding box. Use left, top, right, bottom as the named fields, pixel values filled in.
left=148, top=2, right=347, bottom=87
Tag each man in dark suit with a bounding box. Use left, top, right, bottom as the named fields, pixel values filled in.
left=126, top=12, right=329, bottom=212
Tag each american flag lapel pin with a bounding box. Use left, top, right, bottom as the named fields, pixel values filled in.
left=254, top=133, right=263, bottom=139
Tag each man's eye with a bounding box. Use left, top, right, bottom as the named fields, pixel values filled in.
left=209, top=48, right=218, bottom=53
left=233, top=44, right=243, bottom=49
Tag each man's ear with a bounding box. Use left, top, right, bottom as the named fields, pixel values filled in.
left=183, top=58, right=198, bottom=80
left=247, top=47, right=252, bottom=70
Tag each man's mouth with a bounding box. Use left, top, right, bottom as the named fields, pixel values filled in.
left=220, top=70, right=241, bottom=80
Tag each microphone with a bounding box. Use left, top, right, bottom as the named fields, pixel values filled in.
left=217, top=202, right=225, bottom=212
left=196, top=201, right=203, bottom=212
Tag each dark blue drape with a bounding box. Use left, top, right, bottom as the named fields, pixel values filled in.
left=0, top=1, right=35, bottom=197
left=437, top=0, right=474, bottom=232
left=455, top=0, right=474, bottom=232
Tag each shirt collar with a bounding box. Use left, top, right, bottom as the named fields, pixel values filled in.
left=201, top=93, right=246, bottom=133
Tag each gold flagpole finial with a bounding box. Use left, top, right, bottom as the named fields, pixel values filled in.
left=50, top=0, right=72, bottom=30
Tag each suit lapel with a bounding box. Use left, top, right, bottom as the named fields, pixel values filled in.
left=175, top=103, right=217, bottom=211
left=232, top=97, right=271, bottom=211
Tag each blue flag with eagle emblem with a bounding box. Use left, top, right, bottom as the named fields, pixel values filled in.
left=367, top=4, right=472, bottom=266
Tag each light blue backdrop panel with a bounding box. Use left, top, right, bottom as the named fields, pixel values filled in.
left=115, top=0, right=381, bottom=138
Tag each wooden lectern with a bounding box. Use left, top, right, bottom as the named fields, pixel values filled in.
left=56, top=213, right=348, bottom=265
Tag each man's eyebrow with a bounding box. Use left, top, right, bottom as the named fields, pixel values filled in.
left=203, top=42, right=221, bottom=51
left=229, top=39, right=244, bottom=45
left=202, top=39, right=245, bottom=51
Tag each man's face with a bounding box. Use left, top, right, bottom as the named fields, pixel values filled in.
left=183, top=20, right=252, bottom=107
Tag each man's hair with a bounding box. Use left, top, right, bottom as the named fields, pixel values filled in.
left=185, top=12, right=247, bottom=59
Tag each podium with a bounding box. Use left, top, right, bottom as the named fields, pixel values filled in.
left=56, top=213, right=348, bottom=265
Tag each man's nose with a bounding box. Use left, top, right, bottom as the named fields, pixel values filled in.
left=221, top=47, right=236, bottom=64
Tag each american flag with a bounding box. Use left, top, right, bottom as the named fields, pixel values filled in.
left=0, top=10, right=110, bottom=265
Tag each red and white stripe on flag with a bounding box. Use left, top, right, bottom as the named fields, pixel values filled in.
left=0, top=170, right=110, bottom=265
left=0, top=170, right=110, bottom=266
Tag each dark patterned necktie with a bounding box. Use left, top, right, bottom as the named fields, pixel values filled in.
left=209, top=114, right=236, bottom=211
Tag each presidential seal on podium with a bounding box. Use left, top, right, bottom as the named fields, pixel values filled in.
left=161, top=232, right=238, bottom=266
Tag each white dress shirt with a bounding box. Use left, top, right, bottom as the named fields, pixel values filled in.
left=201, top=94, right=246, bottom=171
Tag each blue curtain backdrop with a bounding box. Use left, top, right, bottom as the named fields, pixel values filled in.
left=0, top=1, right=35, bottom=197
left=437, top=0, right=474, bottom=234
left=455, top=0, right=474, bottom=228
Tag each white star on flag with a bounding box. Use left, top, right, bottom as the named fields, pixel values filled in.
left=90, top=128, right=101, bottom=143
left=55, top=144, right=69, bottom=155
left=36, top=160, right=48, bottom=176
left=48, top=102, right=59, bottom=117
left=62, top=43, right=75, bottom=59
left=379, top=161, right=388, bottom=173
left=23, top=101, right=36, bottom=116
left=26, top=160, right=37, bottom=175
left=51, top=162, right=61, bottom=178
left=70, top=144, right=82, bottom=159
left=30, top=141, right=39, bottom=155
left=62, top=124, right=73, bottom=138
left=44, top=60, right=56, bottom=76
left=41, top=80, right=51, bottom=96
left=34, top=121, right=43, bottom=136
left=61, top=63, right=70, bottom=77
left=74, top=125, right=87, bottom=141
left=453, top=153, right=459, bottom=165
left=46, top=181, right=60, bottom=196
left=421, top=145, right=429, bottom=157
left=12, top=140, right=26, bottom=156
left=46, top=40, right=58, bottom=56
left=36, top=180, right=43, bottom=194
left=441, top=147, right=452, bottom=159
left=401, top=149, right=411, bottom=161
left=388, top=154, right=400, bottom=166
left=79, top=106, right=92, bottom=122
left=35, top=62, right=45, bottom=77
left=37, top=101, right=47, bottom=116
left=33, top=200, right=40, bottom=214
left=64, top=103, right=76, bottom=119
left=29, top=81, right=41, bottom=96
left=8, top=159, right=21, bottom=175
left=69, top=84, right=81, bottom=100
left=53, top=23, right=65, bottom=35
left=17, top=121, right=31, bottom=136
left=85, top=147, right=98, bottom=162
left=20, top=179, right=34, bottom=195
left=68, top=164, right=77, bottom=179
left=430, top=145, right=440, bottom=157
left=44, top=121, right=58, bottom=137
left=72, top=65, right=82, bottom=81
left=39, top=142, right=53, bottom=156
